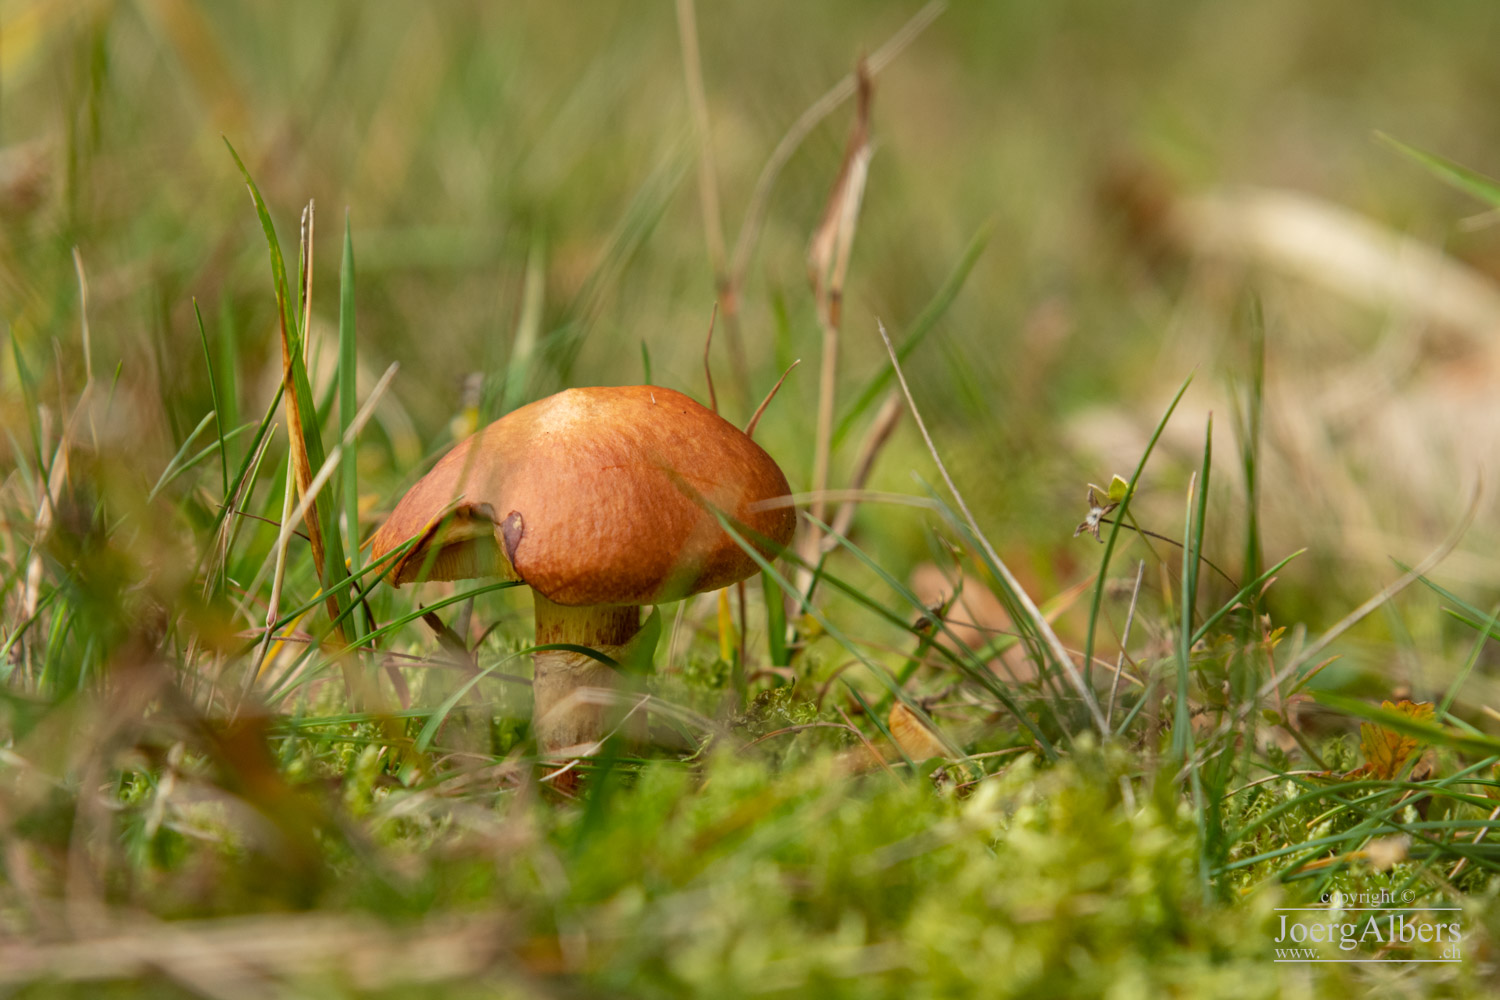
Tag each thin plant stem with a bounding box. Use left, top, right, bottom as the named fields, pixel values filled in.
left=876, top=319, right=1108, bottom=735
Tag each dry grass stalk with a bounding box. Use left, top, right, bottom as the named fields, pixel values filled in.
left=284, top=203, right=328, bottom=587
left=680, top=2, right=944, bottom=405
left=675, top=0, right=747, bottom=390
left=744, top=359, right=802, bottom=440
left=0, top=910, right=514, bottom=992
left=726, top=1, right=945, bottom=298
left=1105, top=560, right=1147, bottom=728
left=798, top=59, right=874, bottom=590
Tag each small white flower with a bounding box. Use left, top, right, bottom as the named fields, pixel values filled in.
left=1073, top=487, right=1119, bottom=542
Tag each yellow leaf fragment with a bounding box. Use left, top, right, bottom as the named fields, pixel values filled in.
left=1353, top=700, right=1434, bottom=780
left=888, top=702, right=948, bottom=762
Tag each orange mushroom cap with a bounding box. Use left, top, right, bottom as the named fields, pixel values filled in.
left=367, top=386, right=796, bottom=607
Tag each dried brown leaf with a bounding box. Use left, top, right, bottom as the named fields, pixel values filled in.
left=1350, top=699, right=1434, bottom=780
left=888, top=702, right=948, bottom=762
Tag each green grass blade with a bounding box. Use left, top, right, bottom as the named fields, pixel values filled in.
left=216, top=296, right=240, bottom=434
left=1237, top=295, right=1264, bottom=639
left=805, top=510, right=1056, bottom=755
left=763, top=569, right=788, bottom=667
left=716, top=509, right=1035, bottom=761
left=223, top=138, right=296, bottom=339
left=225, top=139, right=352, bottom=649
left=414, top=650, right=528, bottom=753
left=339, top=211, right=363, bottom=639
left=148, top=412, right=217, bottom=501
left=1437, top=605, right=1500, bottom=720
left=1378, top=131, right=1500, bottom=209
left=1190, top=549, right=1304, bottom=647
left=1172, top=414, right=1212, bottom=763
left=831, top=223, right=991, bottom=451
left=1314, top=692, right=1500, bottom=757
left=1082, top=372, right=1193, bottom=692
left=193, top=299, right=228, bottom=494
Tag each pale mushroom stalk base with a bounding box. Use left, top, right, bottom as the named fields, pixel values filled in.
left=530, top=593, right=644, bottom=758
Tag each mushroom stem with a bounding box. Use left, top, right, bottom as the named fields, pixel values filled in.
left=530, top=593, right=642, bottom=757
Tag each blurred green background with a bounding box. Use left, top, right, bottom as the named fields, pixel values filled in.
left=7, top=0, right=1500, bottom=711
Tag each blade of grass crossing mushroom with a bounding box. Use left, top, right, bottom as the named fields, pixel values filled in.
left=876, top=319, right=1108, bottom=736
left=1081, top=373, right=1193, bottom=693
left=269, top=580, right=524, bottom=706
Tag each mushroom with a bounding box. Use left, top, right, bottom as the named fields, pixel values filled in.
left=368, top=385, right=795, bottom=762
